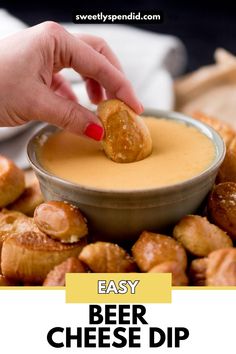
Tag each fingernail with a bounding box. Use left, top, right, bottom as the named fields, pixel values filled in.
left=84, top=123, right=104, bottom=141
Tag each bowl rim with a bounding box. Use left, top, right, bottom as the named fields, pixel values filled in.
left=27, top=109, right=226, bottom=196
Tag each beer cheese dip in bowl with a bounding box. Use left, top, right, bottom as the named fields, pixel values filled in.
left=27, top=109, right=225, bottom=241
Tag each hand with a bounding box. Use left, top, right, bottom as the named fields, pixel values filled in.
left=0, top=21, right=143, bottom=140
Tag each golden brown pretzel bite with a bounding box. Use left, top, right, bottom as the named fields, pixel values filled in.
left=208, top=182, right=236, bottom=240
left=0, top=209, right=28, bottom=232
left=173, top=215, right=232, bottom=257
left=0, top=155, right=25, bottom=207
left=217, top=137, right=236, bottom=183
left=0, top=274, right=16, bottom=286
left=0, top=210, right=30, bottom=269
left=34, top=201, right=88, bottom=243
left=148, top=261, right=189, bottom=286
left=0, top=209, right=42, bottom=239
left=206, top=248, right=236, bottom=286
left=189, top=258, right=208, bottom=286
left=79, top=242, right=137, bottom=272
left=191, top=111, right=235, bottom=147
left=43, top=257, right=86, bottom=286
left=1, top=231, right=87, bottom=284
left=132, top=231, right=187, bottom=272
left=9, top=181, right=44, bottom=216
left=97, top=99, right=152, bottom=163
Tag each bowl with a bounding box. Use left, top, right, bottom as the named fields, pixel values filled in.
left=27, top=109, right=225, bottom=241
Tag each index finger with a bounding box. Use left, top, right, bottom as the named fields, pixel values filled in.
left=76, top=34, right=123, bottom=72
left=55, top=30, right=143, bottom=114
left=76, top=34, right=124, bottom=103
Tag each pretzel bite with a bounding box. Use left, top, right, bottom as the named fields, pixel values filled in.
left=208, top=182, right=236, bottom=240
left=1, top=231, right=87, bottom=284
left=206, top=248, right=236, bottom=286
left=79, top=242, right=137, bottom=272
left=0, top=155, right=25, bottom=207
left=0, top=275, right=16, bottom=286
left=0, top=212, right=45, bottom=275
left=43, top=257, right=86, bottom=286
left=132, top=231, right=187, bottom=272
left=217, top=137, right=236, bottom=183
left=34, top=201, right=88, bottom=243
left=9, top=181, right=44, bottom=216
left=0, top=209, right=28, bottom=232
left=0, top=210, right=29, bottom=267
left=0, top=209, right=42, bottom=239
left=97, top=99, right=152, bottom=163
left=148, top=261, right=189, bottom=286
left=173, top=215, right=232, bottom=257
left=191, top=112, right=235, bottom=147
left=189, top=258, right=208, bottom=286
left=0, top=209, right=28, bottom=239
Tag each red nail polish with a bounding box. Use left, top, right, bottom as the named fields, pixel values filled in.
left=84, top=123, right=104, bottom=141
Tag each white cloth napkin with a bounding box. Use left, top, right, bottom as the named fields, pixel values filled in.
left=62, top=23, right=187, bottom=110
left=0, top=9, right=187, bottom=168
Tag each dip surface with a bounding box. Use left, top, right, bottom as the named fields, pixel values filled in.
left=39, top=117, right=215, bottom=190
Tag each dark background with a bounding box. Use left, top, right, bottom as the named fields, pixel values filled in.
left=2, top=0, right=236, bottom=73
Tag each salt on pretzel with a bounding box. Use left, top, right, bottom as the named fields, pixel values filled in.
left=1, top=230, right=87, bottom=284
left=97, top=99, right=152, bottom=163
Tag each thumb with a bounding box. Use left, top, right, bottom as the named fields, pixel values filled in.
left=33, top=87, right=104, bottom=141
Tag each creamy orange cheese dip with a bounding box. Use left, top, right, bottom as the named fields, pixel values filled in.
left=39, top=117, right=215, bottom=190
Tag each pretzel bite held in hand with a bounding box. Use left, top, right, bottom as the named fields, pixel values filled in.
left=132, top=231, right=187, bottom=272
left=173, top=215, right=232, bottom=257
left=206, top=248, right=236, bottom=286
left=34, top=201, right=88, bottom=243
left=148, top=261, right=189, bottom=286
left=43, top=257, right=86, bottom=286
left=0, top=155, right=25, bottom=207
left=208, top=182, right=236, bottom=240
left=97, top=99, right=152, bottom=163
left=79, top=242, right=137, bottom=272
left=1, top=231, right=87, bottom=284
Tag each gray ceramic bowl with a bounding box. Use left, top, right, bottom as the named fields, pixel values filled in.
left=27, top=109, right=225, bottom=242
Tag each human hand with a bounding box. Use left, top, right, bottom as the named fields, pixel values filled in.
left=0, top=21, right=143, bottom=140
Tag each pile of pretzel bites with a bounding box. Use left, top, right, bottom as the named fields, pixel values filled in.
left=1, top=112, right=236, bottom=286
